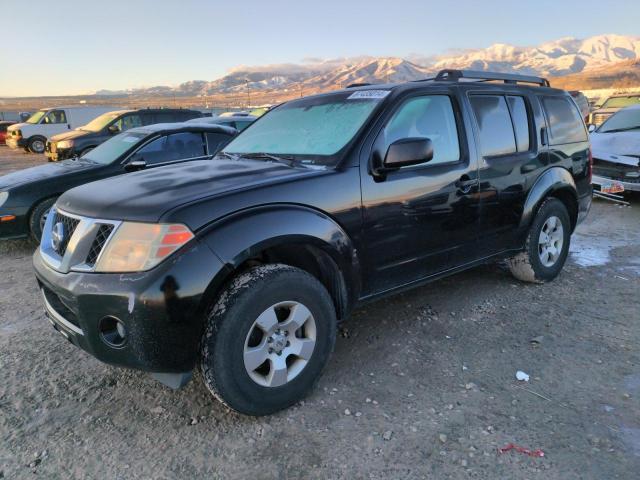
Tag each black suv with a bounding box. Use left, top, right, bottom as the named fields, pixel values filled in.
left=33, top=70, right=592, bottom=415
left=45, top=108, right=203, bottom=161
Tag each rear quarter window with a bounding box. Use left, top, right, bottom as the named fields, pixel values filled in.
left=541, top=96, right=587, bottom=145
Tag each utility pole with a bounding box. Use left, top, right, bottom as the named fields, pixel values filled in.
left=245, top=79, right=251, bottom=108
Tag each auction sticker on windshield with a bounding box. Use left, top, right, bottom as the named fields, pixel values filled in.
left=347, top=90, right=390, bottom=100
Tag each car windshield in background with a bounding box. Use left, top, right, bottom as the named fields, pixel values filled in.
left=25, top=111, right=46, bottom=124
left=81, top=112, right=121, bottom=132
left=83, top=132, right=147, bottom=164
left=223, top=90, right=388, bottom=165
left=601, top=96, right=640, bottom=109
left=598, top=108, right=640, bottom=133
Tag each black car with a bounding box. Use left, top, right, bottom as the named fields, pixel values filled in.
left=0, top=123, right=236, bottom=241
left=45, top=108, right=204, bottom=161
left=33, top=70, right=592, bottom=416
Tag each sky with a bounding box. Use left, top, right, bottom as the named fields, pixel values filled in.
left=1, top=0, right=639, bottom=97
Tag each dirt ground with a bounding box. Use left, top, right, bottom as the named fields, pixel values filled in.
left=0, top=146, right=639, bottom=479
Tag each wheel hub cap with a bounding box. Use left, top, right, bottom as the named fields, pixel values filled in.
left=243, top=301, right=317, bottom=388
left=538, top=216, right=564, bottom=268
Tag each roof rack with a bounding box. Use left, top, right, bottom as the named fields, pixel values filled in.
left=346, top=83, right=372, bottom=88
left=433, top=69, right=550, bottom=87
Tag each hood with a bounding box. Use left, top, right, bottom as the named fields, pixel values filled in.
left=590, top=131, right=640, bottom=162
left=50, top=129, right=95, bottom=142
left=0, top=158, right=100, bottom=190
left=7, top=122, right=28, bottom=132
left=58, top=159, right=323, bottom=224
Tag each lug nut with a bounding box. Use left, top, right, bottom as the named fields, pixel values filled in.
left=286, top=341, right=290, bottom=347
left=267, top=337, right=273, bottom=343
left=268, top=348, right=274, bottom=354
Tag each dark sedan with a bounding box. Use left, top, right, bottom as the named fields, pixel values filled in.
left=0, top=123, right=236, bottom=241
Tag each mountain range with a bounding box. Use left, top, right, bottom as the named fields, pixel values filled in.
left=95, top=34, right=640, bottom=97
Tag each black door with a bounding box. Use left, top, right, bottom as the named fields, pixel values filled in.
left=467, top=92, right=545, bottom=254
left=360, top=91, right=481, bottom=295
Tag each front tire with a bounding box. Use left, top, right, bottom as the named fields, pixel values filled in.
left=508, top=197, right=571, bottom=283
left=29, top=198, right=57, bottom=243
left=200, top=264, right=337, bottom=416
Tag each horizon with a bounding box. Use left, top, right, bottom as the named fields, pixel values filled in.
left=1, top=0, right=639, bottom=97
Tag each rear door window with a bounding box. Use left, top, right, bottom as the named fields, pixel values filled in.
left=470, top=95, right=516, bottom=156
left=506, top=96, right=530, bottom=152
left=541, top=96, right=587, bottom=145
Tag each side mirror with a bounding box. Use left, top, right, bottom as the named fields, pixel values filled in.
left=587, top=124, right=597, bottom=133
left=108, top=125, right=120, bottom=134
left=124, top=159, right=146, bottom=172
left=373, top=138, right=434, bottom=176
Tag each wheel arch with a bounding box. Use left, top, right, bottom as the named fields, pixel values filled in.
left=520, top=167, right=579, bottom=233
left=197, top=205, right=361, bottom=321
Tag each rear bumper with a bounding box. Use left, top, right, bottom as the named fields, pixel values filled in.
left=33, top=239, right=228, bottom=373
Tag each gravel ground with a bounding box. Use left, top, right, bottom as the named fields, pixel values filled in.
left=1, top=147, right=639, bottom=479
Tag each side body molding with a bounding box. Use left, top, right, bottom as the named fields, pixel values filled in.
left=199, top=204, right=362, bottom=315
left=519, top=166, right=578, bottom=231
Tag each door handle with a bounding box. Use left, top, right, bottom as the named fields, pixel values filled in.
left=455, top=176, right=478, bottom=194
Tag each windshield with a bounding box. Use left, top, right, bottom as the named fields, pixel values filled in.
left=83, top=132, right=147, bottom=164
left=81, top=112, right=121, bottom=132
left=601, top=96, right=640, bottom=109
left=26, top=111, right=46, bottom=124
left=223, top=90, right=388, bottom=165
left=598, top=108, right=640, bottom=133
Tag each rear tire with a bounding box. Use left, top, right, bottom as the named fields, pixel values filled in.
left=200, top=264, right=337, bottom=416
left=29, top=198, right=57, bottom=243
left=28, top=136, right=46, bottom=154
left=508, top=197, right=571, bottom=283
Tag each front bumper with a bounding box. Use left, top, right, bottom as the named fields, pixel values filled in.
left=33, top=239, right=229, bottom=373
left=592, top=174, right=640, bottom=192
left=0, top=206, right=30, bottom=240
left=5, top=137, right=27, bottom=150
left=45, top=143, right=74, bottom=162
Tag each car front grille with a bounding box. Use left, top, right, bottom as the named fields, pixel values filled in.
left=85, top=224, right=114, bottom=267
left=52, top=211, right=80, bottom=256
left=40, top=208, right=121, bottom=274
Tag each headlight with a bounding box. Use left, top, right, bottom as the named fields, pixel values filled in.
left=0, top=191, right=8, bottom=208
left=94, top=222, right=194, bottom=273
left=57, top=140, right=74, bottom=149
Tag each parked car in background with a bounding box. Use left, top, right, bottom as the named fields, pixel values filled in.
left=589, top=104, right=640, bottom=193
left=569, top=91, right=590, bottom=121
left=5, top=107, right=115, bottom=154
left=45, top=108, right=203, bottom=161
left=186, top=113, right=257, bottom=131
left=0, top=121, right=16, bottom=145
left=587, top=93, right=640, bottom=127
left=0, top=123, right=235, bottom=241
left=33, top=70, right=591, bottom=416
left=0, top=112, right=32, bottom=122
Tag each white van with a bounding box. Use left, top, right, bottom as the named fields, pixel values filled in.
left=5, top=106, right=116, bottom=153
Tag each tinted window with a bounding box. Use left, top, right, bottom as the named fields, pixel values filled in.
left=470, top=95, right=516, bottom=156
left=542, top=96, right=587, bottom=145
left=43, top=110, right=67, bottom=125
left=131, top=132, right=205, bottom=165
left=206, top=132, right=231, bottom=154
left=382, top=95, right=460, bottom=165
left=507, top=96, right=530, bottom=152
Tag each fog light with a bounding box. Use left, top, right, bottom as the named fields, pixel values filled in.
left=99, top=316, right=127, bottom=348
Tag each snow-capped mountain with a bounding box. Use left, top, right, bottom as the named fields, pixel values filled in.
left=94, top=34, right=640, bottom=97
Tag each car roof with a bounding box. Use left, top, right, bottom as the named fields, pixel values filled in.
left=127, top=122, right=237, bottom=136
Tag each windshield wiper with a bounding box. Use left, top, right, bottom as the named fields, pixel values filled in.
left=239, top=152, right=298, bottom=167
left=601, top=125, right=640, bottom=133
left=216, top=151, right=240, bottom=160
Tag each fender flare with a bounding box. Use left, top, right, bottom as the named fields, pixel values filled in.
left=199, top=204, right=361, bottom=316
left=519, top=167, right=578, bottom=230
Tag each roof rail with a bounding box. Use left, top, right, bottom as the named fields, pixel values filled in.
left=346, top=83, right=372, bottom=88
left=434, top=69, right=550, bottom=87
